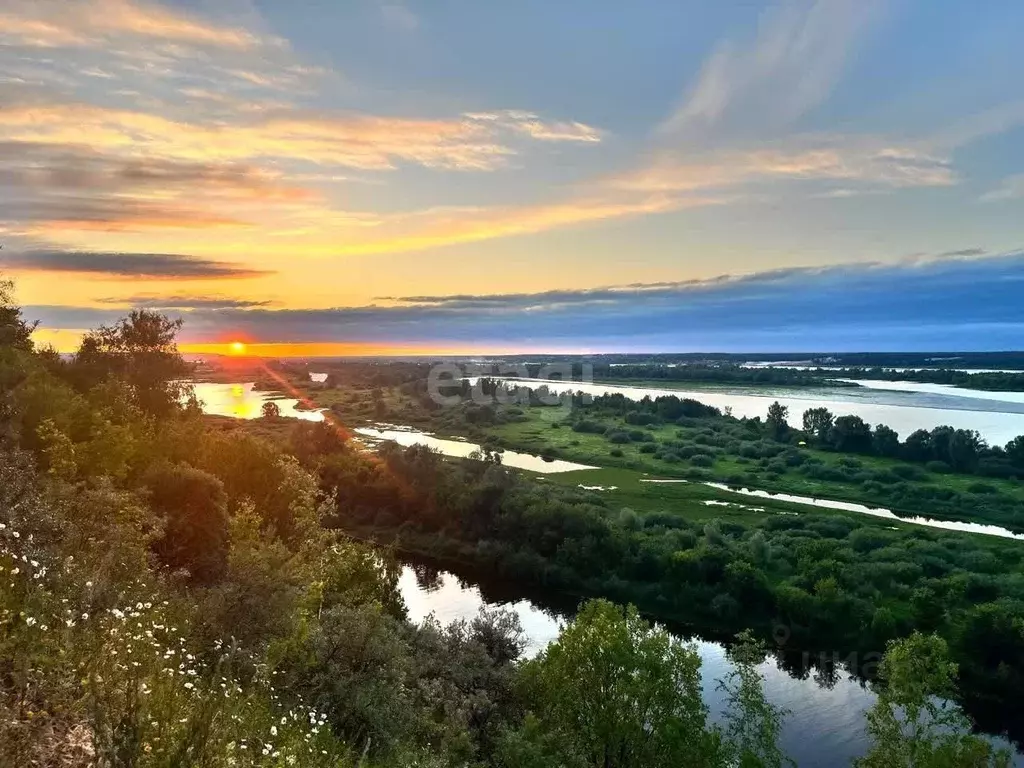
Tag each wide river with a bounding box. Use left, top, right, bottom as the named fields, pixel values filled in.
left=398, top=562, right=1022, bottom=767
left=483, top=377, right=1024, bottom=446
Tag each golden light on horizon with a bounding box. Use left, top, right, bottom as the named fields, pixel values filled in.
left=229, top=341, right=247, bottom=355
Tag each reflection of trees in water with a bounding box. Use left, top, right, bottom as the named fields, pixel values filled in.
left=412, top=563, right=443, bottom=592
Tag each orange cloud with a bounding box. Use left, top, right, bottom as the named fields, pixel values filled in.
left=0, top=0, right=271, bottom=50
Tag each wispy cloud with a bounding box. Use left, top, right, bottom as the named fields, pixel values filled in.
left=2, top=250, right=272, bottom=279
left=661, top=0, right=883, bottom=137
left=94, top=294, right=274, bottom=309
left=980, top=173, right=1024, bottom=202
left=0, top=0, right=276, bottom=50
left=610, top=138, right=955, bottom=194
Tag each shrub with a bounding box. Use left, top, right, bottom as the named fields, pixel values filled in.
left=892, top=464, right=927, bottom=481
left=606, top=431, right=632, bottom=444
left=967, top=481, right=998, bottom=495
left=609, top=448, right=624, bottom=458
left=638, top=443, right=657, bottom=454
left=689, top=453, right=714, bottom=467
left=926, top=460, right=952, bottom=474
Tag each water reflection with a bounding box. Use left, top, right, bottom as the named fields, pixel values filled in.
left=398, top=562, right=1023, bottom=767
left=703, top=483, right=1024, bottom=540
left=190, top=382, right=325, bottom=422
left=488, top=377, right=1024, bottom=446
left=353, top=425, right=595, bottom=474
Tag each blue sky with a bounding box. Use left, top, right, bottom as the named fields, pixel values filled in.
left=1, top=0, right=1023, bottom=352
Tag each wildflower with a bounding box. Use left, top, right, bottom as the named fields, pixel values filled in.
left=81, top=613, right=89, bottom=620
left=184, top=682, right=194, bottom=690
left=25, top=617, right=36, bottom=627
left=85, top=581, right=92, bottom=588
left=270, top=726, right=278, bottom=736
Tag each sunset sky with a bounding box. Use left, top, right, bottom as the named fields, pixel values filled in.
left=2, top=0, right=1024, bottom=353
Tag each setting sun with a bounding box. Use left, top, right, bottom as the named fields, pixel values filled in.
left=229, top=341, right=247, bottom=355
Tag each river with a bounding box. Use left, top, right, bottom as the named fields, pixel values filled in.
left=190, top=382, right=325, bottom=422
left=483, top=377, right=1024, bottom=446
left=398, top=562, right=1022, bottom=767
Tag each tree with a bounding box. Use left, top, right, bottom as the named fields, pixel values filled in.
left=146, top=462, right=229, bottom=584
left=829, top=415, right=873, bottom=454
left=1006, top=435, right=1024, bottom=471
left=857, top=633, right=1011, bottom=768
left=903, top=429, right=933, bottom=463
left=261, top=400, right=281, bottom=419
left=519, top=599, right=727, bottom=767
left=766, top=401, right=789, bottom=441
left=871, top=424, right=900, bottom=458
left=71, top=310, right=189, bottom=417
left=948, top=429, right=984, bottom=473
left=802, top=407, right=834, bottom=443
left=0, top=278, right=36, bottom=351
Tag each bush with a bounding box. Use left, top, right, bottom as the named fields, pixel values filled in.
left=609, top=448, right=624, bottom=458
left=606, top=431, right=632, bottom=444
left=638, top=443, right=657, bottom=454
left=689, top=453, right=715, bottom=467
left=892, top=464, right=927, bottom=481
left=967, top=482, right=998, bottom=495
left=782, top=450, right=807, bottom=467
left=926, top=460, right=952, bottom=474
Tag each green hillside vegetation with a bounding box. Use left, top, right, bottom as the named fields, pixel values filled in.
left=1, top=283, right=1017, bottom=766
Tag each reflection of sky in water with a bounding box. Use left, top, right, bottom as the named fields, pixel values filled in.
left=399, top=566, right=1022, bottom=767
left=702, top=483, right=1023, bottom=541
left=191, top=382, right=324, bottom=422
left=355, top=426, right=594, bottom=474
left=483, top=377, right=1024, bottom=446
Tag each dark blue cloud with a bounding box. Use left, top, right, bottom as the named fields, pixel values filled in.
left=3, top=250, right=271, bottom=279
left=23, top=252, right=1024, bottom=351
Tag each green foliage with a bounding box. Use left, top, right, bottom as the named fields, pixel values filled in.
left=71, top=310, right=190, bottom=418
left=766, top=402, right=789, bottom=441
left=519, top=599, right=726, bottom=768
left=857, top=633, right=1011, bottom=767
left=720, top=631, right=791, bottom=768
left=146, top=462, right=230, bottom=585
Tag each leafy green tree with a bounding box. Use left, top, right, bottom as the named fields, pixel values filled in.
left=71, top=310, right=190, bottom=417
left=948, top=429, right=984, bottom=473
left=519, top=599, right=726, bottom=768
left=261, top=400, right=281, bottom=419
left=902, top=429, right=933, bottom=462
left=146, top=462, right=230, bottom=584
left=857, top=633, right=1011, bottom=768
left=872, top=424, right=901, bottom=458
left=0, top=278, right=35, bottom=351
left=766, top=402, right=789, bottom=441
left=802, top=407, right=834, bottom=443
left=1005, top=435, right=1024, bottom=470
left=830, top=415, right=873, bottom=453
